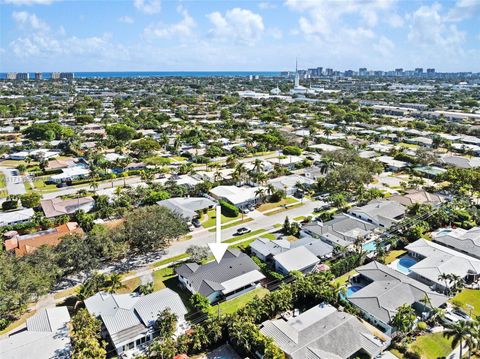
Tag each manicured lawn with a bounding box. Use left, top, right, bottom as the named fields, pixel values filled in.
left=384, top=250, right=407, bottom=264
left=265, top=202, right=304, bottom=216
left=398, top=142, right=419, bottom=149
left=273, top=223, right=282, bottom=229
left=223, top=228, right=267, bottom=243
left=293, top=215, right=306, bottom=221
left=333, top=270, right=357, bottom=287
left=153, top=267, right=177, bottom=291
left=149, top=253, right=190, bottom=269
left=450, top=289, right=480, bottom=317
left=409, top=332, right=454, bottom=359
left=207, top=217, right=253, bottom=232
left=116, top=277, right=141, bottom=294
left=209, top=287, right=269, bottom=316
left=261, top=233, right=276, bottom=240
left=257, top=197, right=298, bottom=213
left=228, top=238, right=256, bottom=250
left=202, top=209, right=244, bottom=229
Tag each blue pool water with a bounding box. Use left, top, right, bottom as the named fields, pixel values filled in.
left=346, top=285, right=363, bottom=297
left=397, top=256, right=418, bottom=274
left=362, top=241, right=377, bottom=252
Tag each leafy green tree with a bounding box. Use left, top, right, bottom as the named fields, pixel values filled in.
left=106, top=123, right=136, bottom=142
left=71, top=309, right=106, bottom=359
left=19, top=192, right=41, bottom=208
left=189, top=293, right=211, bottom=314
left=392, top=304, right=416, bottom=337
left=155, top=308, right=178, bottom=340
left=186, top=245, right=209, bottom=263
left=115, top=206, right=189, bottom=254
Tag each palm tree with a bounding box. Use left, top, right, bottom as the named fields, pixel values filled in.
left=266, top=184, right=276, bottom=198
left=107, top=273, right=125, bottom=293
left=323, top=127, right=333, bottom=138
left=252, top=158, right=264, bottom=173
left=319, top=157, right=335, bottom=174
left=89, top=179, right=99, bottom=192
left=444, top=320, right=472, bottom=359
left=255, top=188, right=266, bottom=203
left=226, top=155, right=238, bottom=169
left=438, top=273, right=451, bottom=294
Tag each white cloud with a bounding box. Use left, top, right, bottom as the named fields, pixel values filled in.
left=133, top=0, right=161, bottom=15
left=3, top=0, right=56, bottom=5
left=447, top=0, right=480, bottom=21
left=408, top=3, right=466, bottom=51
left=373, top=35, right=395, bottom=57
left=258, top=2, right=276, bottom=9
left=207, top=8, right=264, bottom=45
left=118, top=15, right=134, bottom=24
left=12, top=11, right=49, bottom=31
left=143, top=6, right=195, bottom=40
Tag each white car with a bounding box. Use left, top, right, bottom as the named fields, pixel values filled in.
left=236, top=227, right=252, bottom=235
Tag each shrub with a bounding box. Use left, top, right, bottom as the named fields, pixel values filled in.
left=219, top=199, right=239, bottom=217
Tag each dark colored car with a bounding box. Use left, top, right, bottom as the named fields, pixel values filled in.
left=191, top=218, right=201, bottom=228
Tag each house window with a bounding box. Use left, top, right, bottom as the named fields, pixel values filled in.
left=128, top=342, right=134, bottom=350
left=136, top=339, right=141, bottom=346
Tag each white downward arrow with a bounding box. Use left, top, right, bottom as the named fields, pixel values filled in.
left=208, top=205, right=229, bottom=263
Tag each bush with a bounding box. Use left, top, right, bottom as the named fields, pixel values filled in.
left=219, top=199, right=239, bottom=217
left=416, top=321, right=427, bottom=331
left=2, top=199, right=18, bottom=211
left=283, top=146, right=302, bottom=156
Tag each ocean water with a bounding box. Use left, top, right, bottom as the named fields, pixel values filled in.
left=0, top=71, right=280, bottom=79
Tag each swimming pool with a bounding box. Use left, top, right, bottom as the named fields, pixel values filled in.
left=397, top=256, right=418, bottom=274
left=346, top=285, right=363, bottom=297
left=363, top=241, right=377, bottom=252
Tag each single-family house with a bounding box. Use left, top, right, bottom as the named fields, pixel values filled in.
left=250, top=237, right=291, bottom=262
left=377, top=156, right=408, bottom=171
left=439, top=155, right=480, bottom=169
left=273, top=246, right=320, bottom=275
left=49, top=166, right=91, bottom=183
left=432, top=227, right=480, bottom=259
left=348, top=200, right=406, bottom=228
left=267, top=174, right=315, bottom=196
left=175, top=249, right=265, bottom=303
left=260, top=303, right=387, bottom=359
left=85, top=289, right=188, bottom=356
left=405, top=238, right=480, bottom=292
left=387, top=189, right=444, bottom=207
left=348, top=261, right=447, bottom=336
left=0, top=208, right=35, bottom=226
left=302, top=214, right=377, bottom=248
left=0, top=307, right=71, bottom=359
left=210, top=185, right=259, bottom=209
left=40, top=197, right=95, bottom=218
left=157, top=197, right=215, bottom=222
left=4, top=222, right=83, bottom=256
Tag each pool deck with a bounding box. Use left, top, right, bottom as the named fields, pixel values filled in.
left=388, top=254, right=418, bottom=275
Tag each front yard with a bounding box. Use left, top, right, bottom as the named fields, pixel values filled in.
left=450, top=289, right=480, bottom=317
left=202, top=209, right=245, bottom=229
left=256, top=197, right=299, bottom=213
left=391, top=332, right=454, bottom=359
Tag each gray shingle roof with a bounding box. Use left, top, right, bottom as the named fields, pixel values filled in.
left=349, top=261, right=447, bottom=325
left=432, top=227, right=480, bottom=259
left=260, top=304, right=384, bottom=359
left=175, top=249, right=265, bottom=297
left=348, top=200, right=406, bottom=227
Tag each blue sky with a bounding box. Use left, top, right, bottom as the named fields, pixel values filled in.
left=1, top=0, right=479, bottom=72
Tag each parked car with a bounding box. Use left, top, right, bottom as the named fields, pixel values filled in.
left=191, top=218, right=201, bottom=228
left=314, top=204, right=330, bottom=212
left=236, top=227, right=252, bottom=235
left=451, top=309, right=472, bottom=321
left=248, top=205, right=255, bottom=212
left=442, top=313, right=460, bottom=325
left=240, top=208, right=250, bottom=214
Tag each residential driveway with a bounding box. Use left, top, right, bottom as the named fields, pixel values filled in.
left=0, top=168, right=26, bottom=195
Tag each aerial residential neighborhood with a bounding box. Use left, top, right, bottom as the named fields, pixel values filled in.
left=1, top=1, right=480, bottom=358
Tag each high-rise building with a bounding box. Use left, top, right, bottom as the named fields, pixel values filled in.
left=394, top=68, right=404, bottom=76
left=359, top=68, right=367, bottom=76
left=427, top=68, right=435, bottom=75
left=34, top=72, right=42, bottom=80
left=325, top=68, right=333, bottom=76
left=52, top=72, right=74, bottom=80
left=6, top=72, right=29, bottom=80
left=414, top=68, right=423, bottom=76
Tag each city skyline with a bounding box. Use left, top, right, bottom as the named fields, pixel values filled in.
left=1, top=0, right=480, bottom=72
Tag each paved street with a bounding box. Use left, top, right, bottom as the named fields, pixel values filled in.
left=0, top=167, right=26, bottom=195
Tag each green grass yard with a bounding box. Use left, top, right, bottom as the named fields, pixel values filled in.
left=264, top=202, right=304, bottom=216
left=384, top=250, right=407, bottom=264
left=450, top=289, right=480, bottom=317
left=207, top=217, right=253, bottom=232
left=149, top=253, right=190, bottom=269
left=223, top=228, right=267, bottom=243
left=209, top=287, right=269, bottom=316
left=409, top=332, right=454, bottom=359
left=202, top=209, right=244, bottom=229
left=332, top=270, right=357, bottom=287
left=257, top=197, right=299, bottom=213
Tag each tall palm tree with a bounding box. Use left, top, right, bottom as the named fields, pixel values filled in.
left=89, top=179, right=99, bottom=192
left=252, top=158, right=264, bottom=173
left=438, top=273, right=451, bottom=294
left=107, top=273, right=125, bottom=293
left=319, top=157, right=335, bottom=174
left=255, top=188, right=266, bottom=203
left=444, top=320, right=472, bottom=359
